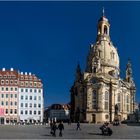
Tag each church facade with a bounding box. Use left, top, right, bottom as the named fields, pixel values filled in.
left=70, top=11, right=136, bottom=123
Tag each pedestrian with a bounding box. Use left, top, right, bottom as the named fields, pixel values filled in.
left=58, top=121, right=64, bottom=137
left=52, top=121, right=57, bottom=137
left=76, top=121, right=81, bottom=130
left=50, top=120, right=53, bottom=135
left=106, top=123, right=113, bottom=136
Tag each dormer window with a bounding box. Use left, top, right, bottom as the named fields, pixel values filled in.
left=111, top=51, right=115, bottom=60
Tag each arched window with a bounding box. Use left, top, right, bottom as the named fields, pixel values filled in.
left=104, top=91, right=109, bottom=110
left=104, top=25, right=108, bottom=34
left=127, top=95, right=129, bottom=103
left=105, top=91, right=109, bottom=100
left=92, top=90, right=97, bottom=109
left=110, top=51, right=115, bottom=60
left=117, top=94, right=121, bottom=111
left=117, top=94, right=120, bottom=102
left=126, top=95, right=129, bottom=112
left=93, top=90, right=96, bottom=100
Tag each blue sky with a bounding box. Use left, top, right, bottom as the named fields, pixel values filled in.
left=0, top=1, right=139, bottom=107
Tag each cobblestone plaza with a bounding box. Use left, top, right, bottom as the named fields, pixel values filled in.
left=0, top=123, right=139, bottom=139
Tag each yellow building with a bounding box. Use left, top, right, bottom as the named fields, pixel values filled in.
left=70, top=10, right=136, bottom=123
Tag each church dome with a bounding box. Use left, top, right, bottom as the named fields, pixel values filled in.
left=86, top=10, right=120, bottom=75
left=93, top=39, right=119, bottom=70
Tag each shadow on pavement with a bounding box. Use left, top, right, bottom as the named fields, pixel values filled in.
left=88, top=132, right=102, bottom=136
left=41, top=134, right=52, bottom=137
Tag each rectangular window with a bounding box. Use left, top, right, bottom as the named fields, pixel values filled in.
left=1, top=94, right=4, bottom=98
left=38, top=96, right=41, bottom=100
left=30, top=110, right=32, bottom=115
left=10, top=109, right=13, bottom=114
left=127, top=105, right=129, bottom=112
left=2, top=87, right=4, bottom=91
left=34, top=89, right=37, bottom=93
left=38, top=104, right=41, bottom=108
left=92, top=101, right=96, bottom=109
left=21, top=89, right=23, bottom=92
left=25, top=96, right=28, bottom=100
left=6, top=101, right=8, bottom=106
left=34, top=96, right=36, bottom=100
left=15, top=102, right=17, bottom=106
left=10, top=87, right=13, bottom=91
left=104, top=102, right=108, bottom=110
left=21, top=103, right=23, bottom=107
left=30, top=103, right=32, bottom=107
left=30, top=96, right=32, bottom=100
left=34, top=104, right=36, bottom=108
left=6, top=109, right=8, bottom=114
left=6, top=87, right=8, bottom=91
left=30, top=89, right=32, bottom=92
left=10, top=102, right=13, bottom=106
left=10, top=94, right=13, bottom=98
left=1, top=101, right=4, bottom=106
left=14, top=109, right=17, bottom=114
left=34, top=111, right=36, bottom=115
left=20, top=110, right=23, bottom=114
left=15, top=88, right=17, bottom=91
left=25, top=89, right=28, bottom=92
left=21, top=95, right=23, bottom=100
left=38, top=111, right=41, bottom=115
left=15, top=94, right=17, bottom=98
left=6, top=94, right=8, bottom=98
left=25, top=110, right=28, bottom=115
left=25, top=103, right=28, bottom=107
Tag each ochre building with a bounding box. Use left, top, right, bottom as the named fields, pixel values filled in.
left=70, top=11, right=136, bottom=123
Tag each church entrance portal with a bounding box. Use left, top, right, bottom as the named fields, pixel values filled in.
left=92, top=114, right=96, bottom=123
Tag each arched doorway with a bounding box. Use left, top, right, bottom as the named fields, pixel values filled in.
left=92, top=114, right=96, bottom=123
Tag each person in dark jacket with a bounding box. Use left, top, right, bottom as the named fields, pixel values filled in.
left=52, top=121, right=57, bottom=137
left=50, top=120, right=53, bottom=135
left=76, top=121, right=81, bottom=130
left=58, top=121, right=64, bottom=137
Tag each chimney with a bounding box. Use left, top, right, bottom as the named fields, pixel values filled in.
left=29, top=72, right=32, bottom=76
left=2, top=68, right=5, bottom=71
left=21, top=72, right=23, bottom=75
left=25, top=72, right=27, bottom=75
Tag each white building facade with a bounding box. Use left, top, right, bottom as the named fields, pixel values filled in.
left=18, top=72, right=44, bottom=123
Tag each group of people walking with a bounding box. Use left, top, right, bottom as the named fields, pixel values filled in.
left=49, top=120, right=81, bottom=137
left=50, top=121, right=64, bottom=137
left=49, top=120, right=116, bottom=137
